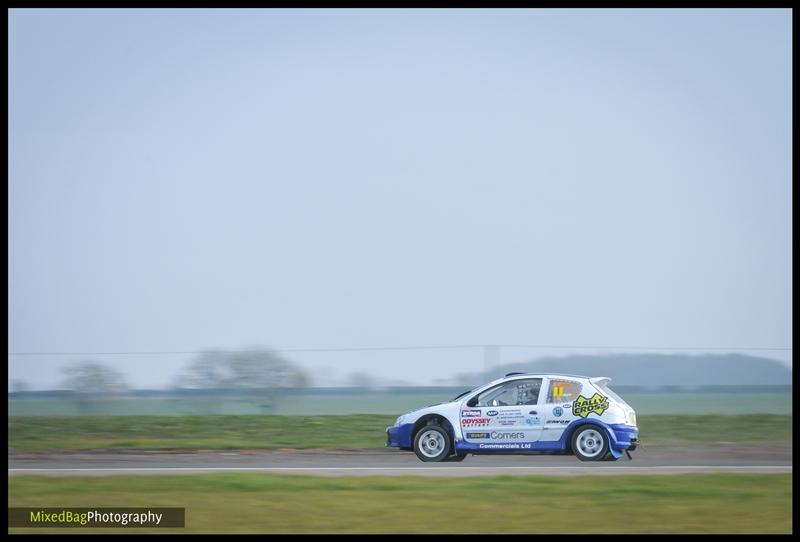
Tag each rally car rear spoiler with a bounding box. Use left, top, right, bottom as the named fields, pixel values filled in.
left=589, top=377, right=612, bottom=388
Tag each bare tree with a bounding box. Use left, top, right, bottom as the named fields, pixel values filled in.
left=179, top=349, right=231, bottom=389
left=11, top=379, right=30, bottom=393
left=224, top=348, right=309, bottom=389
left=61, top=361, right=129, bottom=414
left=61, top=361, right=128, bottom=394
left=177, top=347, right=309, bottom=413
left=346, top=371, right=375, bottom=389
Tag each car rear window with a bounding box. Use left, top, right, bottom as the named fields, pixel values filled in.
left=547, top=379, right=582, bottom=403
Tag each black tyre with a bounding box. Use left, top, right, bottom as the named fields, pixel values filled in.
left=600, top=452, right=620, bottom=462
left=413, top=425, right=452, bottom=462
left=571, top=426, right=609, bottom=462
left=444, top=453, right=467, bottom=462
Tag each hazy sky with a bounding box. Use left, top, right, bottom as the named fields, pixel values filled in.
left=9, top=9, right=792, bottom=389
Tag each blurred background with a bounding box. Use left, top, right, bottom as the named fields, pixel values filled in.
left=8, top=345, right=792, bottom=416
left=8, top=9, right=791, bottom=416
left=8, top=9, right=792, bottom=534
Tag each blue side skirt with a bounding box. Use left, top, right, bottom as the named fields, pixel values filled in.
left=453, top=422, right=638, bottom=455
left=387, top=420, right=639, bottom=456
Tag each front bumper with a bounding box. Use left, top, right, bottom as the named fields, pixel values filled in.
left=385, top=423, right=414, bottom=448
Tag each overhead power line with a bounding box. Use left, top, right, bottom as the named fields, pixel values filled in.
left=498, top=344, right=792, bottom=351
left=6, top=344, right=793, bottom=356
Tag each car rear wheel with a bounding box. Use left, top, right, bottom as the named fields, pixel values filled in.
left=413, top=425, right=451, bottom=462
left=571, top=426, right=608, bottom=462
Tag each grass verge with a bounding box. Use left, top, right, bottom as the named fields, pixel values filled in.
left=8, top=414, right=791, bottom=452
left=8, top=473, right=791, bottom=533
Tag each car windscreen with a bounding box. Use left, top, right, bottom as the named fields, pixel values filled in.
left=451, top=387, right=477, bottom=401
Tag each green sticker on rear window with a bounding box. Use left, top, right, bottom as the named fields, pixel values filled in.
left=572, top=393, right=609, bottom=418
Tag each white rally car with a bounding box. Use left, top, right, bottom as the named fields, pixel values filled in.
left=386, top=373, right=639, bottom=462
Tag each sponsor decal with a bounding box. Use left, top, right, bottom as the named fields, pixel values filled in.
left=524, top=417, right=541, bottom=426
left=462, top=418, right=491, bottom=426
left=563, top=404, right=572, bottom=409
left=490, top=431, right=524, bottom=439
left=498, top=419, right=517, bottom=426
left=546, top=419, right=569, bottom=425
left=461, top=409, right=482, bottom=418
left=553, top=407, right=563, bottom=417
left=466, top=431, right=527, bottom=440
left=497, top=412, right=523, bottom=423
left=572, top=393, right=610, bottom=418
left=478, top=443, right=533, bottom=449
left=486, top=410, right=499, bottom=417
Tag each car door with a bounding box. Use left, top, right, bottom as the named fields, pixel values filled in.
left=460, top=378, right=544, bottom=449
left=540, top=377, right=584, bottom=443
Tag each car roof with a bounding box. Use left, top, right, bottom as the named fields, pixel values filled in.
left=477, top=373, right=610, bottom=389
left=452, top=373, right=612, bottom=403
left=500, top=372, right=592, bottom=380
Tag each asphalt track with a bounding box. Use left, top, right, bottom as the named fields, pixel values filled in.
left=8, top=443, right=791, bottom=476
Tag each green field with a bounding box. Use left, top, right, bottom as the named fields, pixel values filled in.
left=8, top=473, right=792, bottom=533
left=8, top=414, right=792, bottom=451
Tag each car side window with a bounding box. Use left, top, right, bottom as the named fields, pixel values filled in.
left=547, top=379, right=583, bottom=403
left=471, top=379, right=542, bottom=407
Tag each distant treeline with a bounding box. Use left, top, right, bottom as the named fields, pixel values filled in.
left=8, top=384, right=793, bottom=399
left=461, top=353, right=792, bottom=387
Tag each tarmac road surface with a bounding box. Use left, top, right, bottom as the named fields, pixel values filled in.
left=8, top=443, right=791, bottom=476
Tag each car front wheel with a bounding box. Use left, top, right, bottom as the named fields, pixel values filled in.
left=571, top=426, right=609, bottom=462
left=413, top=425, right=452, bottom=462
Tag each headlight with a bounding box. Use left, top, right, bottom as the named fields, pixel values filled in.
left=627, top=411, right=637, bottom=426
left=395, top=415, right=405, bottom=426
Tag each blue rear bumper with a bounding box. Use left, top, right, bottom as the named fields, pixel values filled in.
left=609, top=424, right=639, bottom=451
left=386, top=423, right=414, bottom=448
